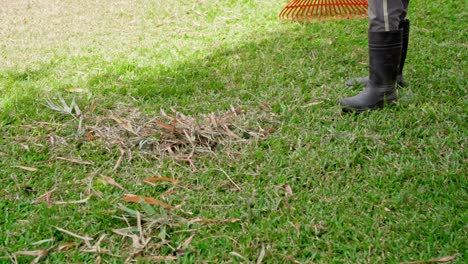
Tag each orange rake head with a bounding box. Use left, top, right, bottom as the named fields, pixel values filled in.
left=279, top=0, right=368, bottom=22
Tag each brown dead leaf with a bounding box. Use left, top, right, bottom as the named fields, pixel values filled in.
left=401, top=255, right=457, bottom=264
left=89, top=99, right=98, bottom=113
left=176, top=233, right=195, bottom=255
left=180, top=233, right=195, bottom=249
left=112, top=223, right=150, bottom=251
left=143, top=177, right=181, bottom=184
left=113, top=149, right=125, bottom=170
left=53, top=196, right=90, bottom=205
left=110, top=112, right=138, bottom=135
left=221, top=105, right=242, bottom=121
left=122, top=194, right=173, bottom=209
left=188, top=218, right=241, bottom=224
left=87, top=133, right=95, bottom=141
left=257, top=244, right=265, bottom=264
left=57, top=242, right=78, bottom=251
left=208, top=113, right=217, bottom=127
left=33, top=188, right=57, bottom=207
left=81, top=234, right=113, bottom=255
left=14, top=249, right=48, bottom=264
left=14, top=166, right=38, bottom=172
left=112, top=229, right=143, bottom=249
left=54, top=157, right=94, bottom=165
left=156, top=121, right=178, bottom=132
left=230, top=252, right=250, bottom=262
left=0, top=151, right=7, bottom=157
left=220, top=125, right=241, bottom=139
left=285, top=185, right=293, bottom=197
left=48, top=135, right=55, bottom=146
left=101, top=176, right=126, bottom=191
left=55, top=226, right=94, bottom=247
left=30, top=238, right=54, bottom=246
left=14, top=250, right=47, bottom=257
left=81, top=248, right=111, bottom=254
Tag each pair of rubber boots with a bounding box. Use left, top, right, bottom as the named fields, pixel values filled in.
left=340, top=19, right=410, bottom=113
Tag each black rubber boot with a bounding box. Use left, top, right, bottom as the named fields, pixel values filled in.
left=346, top=19, right=410, bottom=88
left=340, top=30, right=403, bottom=113
left=396, top=19, right=410, bottom=86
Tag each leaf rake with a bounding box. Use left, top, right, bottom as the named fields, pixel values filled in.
left=279, top=0, right=368, bottom=22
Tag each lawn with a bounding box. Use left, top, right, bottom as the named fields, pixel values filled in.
left=0, top=0, right=466, bottom=263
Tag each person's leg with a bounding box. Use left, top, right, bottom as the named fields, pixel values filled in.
left=400, top=0, right=409, bottom=20
left=346, top=0, right=411, bottom=88
left=397, top=0, right=410, bottom=86
left=339, top=0, right=404, bottom=113
left=368, top=0, right=403, bottom=31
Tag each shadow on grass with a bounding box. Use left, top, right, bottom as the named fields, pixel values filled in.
left=0, top=59, right=63, bottom=123
left=86, top=21, right=365, bottom=113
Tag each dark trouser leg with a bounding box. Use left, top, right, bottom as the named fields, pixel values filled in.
left=368, top=0, right=405, bottom=31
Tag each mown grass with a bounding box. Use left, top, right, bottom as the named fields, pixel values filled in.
left=1, top=0, right=467, bottom=263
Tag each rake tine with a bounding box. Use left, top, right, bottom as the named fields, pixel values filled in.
left=329, top=0, right=334, bottom=19
left=318, top=0, right=323, bottom=20
left=346, top=0, right=354, bottom=19
left=350, top=0, right=367, bottom=19
left=335, top=0, right=344, bottom=19
left=278, top=0, right=291, bottom=19
left=305, top=0, right=313, bottom=21
left=324, top=0, right=331, bottom=20
left=332, top=0, right=341, bottom=19
left=279, top=0, right=368, bottom=22
left=281, top=0, right=301, bottom=20
left=310, top=0, right=319, bottom=21
left=348, top=0, right=359, bottom=18
left=297, top=0, right=310, bottom=21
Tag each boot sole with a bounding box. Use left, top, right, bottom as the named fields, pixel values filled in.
left=345, top=81, right=406, bottom=88
left=341, top=99, right=398, bottom=113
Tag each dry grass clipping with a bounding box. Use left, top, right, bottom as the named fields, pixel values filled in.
left=45, top=96, right=275, bottom=170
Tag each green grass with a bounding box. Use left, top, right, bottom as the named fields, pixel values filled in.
left=1, top=0, right=467, bottom=263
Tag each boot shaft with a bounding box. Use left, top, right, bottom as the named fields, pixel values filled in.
left=399, top=19, right=410, bottom=75
left=368, top=30, right=403, bottom=88
left=339, top=30, right=403, bottom=112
